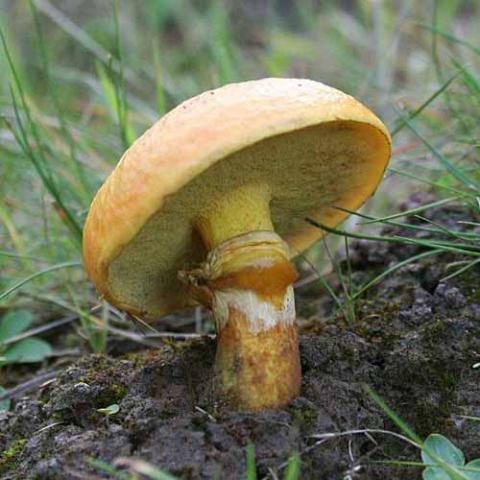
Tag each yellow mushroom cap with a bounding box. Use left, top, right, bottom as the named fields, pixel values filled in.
left=83, top=78, right=391, bottom=318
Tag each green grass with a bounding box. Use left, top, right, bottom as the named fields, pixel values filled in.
left=0, top=0, right=477, bottom=355
left=88, top=447, right=301, bottom=480
left=0, top=0, right=479, bottom=453
left=366, top=387, right=480, bottom=479
left=0, top=1, right=479, bottom=477
left=0, top=0, right=478, bottom=373
left=1, top=0, right=478, bottom=333
left=308, top=388, right=480, bottom=479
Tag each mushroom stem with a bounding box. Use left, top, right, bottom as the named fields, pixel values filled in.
left=183, top=184, right=301, bottom=410
left=214, top=233, right=301, bottom=410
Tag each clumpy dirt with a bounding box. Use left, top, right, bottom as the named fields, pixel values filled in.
left=1, top=193, right=480, bottom=479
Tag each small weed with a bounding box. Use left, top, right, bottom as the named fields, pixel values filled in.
left=96, top=403, right=120, bottom=416
left=421, top=434, right=480, bottom=480
left=367, top=387, right=480, bottom=479
left=0, top=310, right=51, bottom=364
left=0, top=438, right=27, bottom=474
left=0, top=385, right=10, bottom=412
left=0, top=309, right=52, bottom=411
left=89, top=445, right=301, bottom=480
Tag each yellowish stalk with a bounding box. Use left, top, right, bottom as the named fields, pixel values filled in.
left=180, top=184, right=302, bottom=410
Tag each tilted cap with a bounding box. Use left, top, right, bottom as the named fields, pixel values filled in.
left=83, top=78, right=391, bottom=318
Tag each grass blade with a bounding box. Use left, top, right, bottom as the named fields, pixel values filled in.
left=28, top=0, right=91, bottom=198
left=306, top=217, right=480, bottom=257
left=210, top=0, right=238, bottom=84
left=111, top=0, right=135, bottom=149
left=283, top=454, right=301, bottom=480
left=87, top=458, right=131, bottom=480
left=8, top=92, right=83, bottom=242
left=419, top=22, right=480, bottom=56
left=441, top=257, right=480, bottom=282
left=0, top=261, right=82, bottom=302
left=1, top=23, right=83, bottom=242
left=388, top=167, right=477, bottom=198
left=365, top=386, right=422, bottom=445
left=352, top=249, right=442, bottom=301
left=359, top=196, right=458, bottom=225
left=246, top=443, right=257, bottom=480
left=397, top=113, right=480, bottom=191
left=392, top=71, right=459, bottom=137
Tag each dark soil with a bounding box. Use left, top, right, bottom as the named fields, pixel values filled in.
left=1, top=193, right=480, bottom=480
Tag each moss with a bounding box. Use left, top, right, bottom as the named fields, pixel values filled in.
left=75, top=356, right=130, bottom=406
left=392, top=360, right=460, bottom=436
left=453, top=267, right=480, bottom=303
left=289, top=405, right=318, bottom=433
left=122, top=348, right=171, bottom=367
left=0, top=438, right=27, bottom=474
left=122, top=341, right=202, bottom=367
left=77, top=379, right=127, bottom=408
left=413, top=400, right=453, bottom=435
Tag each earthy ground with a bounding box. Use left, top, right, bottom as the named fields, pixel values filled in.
left=1, top=193, right=480, bottom=479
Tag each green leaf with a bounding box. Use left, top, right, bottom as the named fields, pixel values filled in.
left=97, top=404, right=120, bottom=416
left=0, top=386, right=11, bottom=412
left=423, top=466, right=452, bottom=480
left=0, top=310, right=33, bottom=342
left=422, top=434, right=465, bottom=468
left=4, top=338, right=52, bottom=364
left=465, top=459, right=480, bottom=480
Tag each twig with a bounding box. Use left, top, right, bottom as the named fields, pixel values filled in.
left=261, top=428, right=418, bottom=479
left=294, top=272, right=320, bottom=288
left=195, top=307, right=203, bottom=333
left=310, top=429, right=419, bottom=448
left=0, top=369, right=59, bottom=402
left=34, top=421, right=65, bottom=435
left=144, top=332, right=215, bottom=340
left=3, top=314, right=78, bottom=346
left=194, top=406, right=216, bottom=422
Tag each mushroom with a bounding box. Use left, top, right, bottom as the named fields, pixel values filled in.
left=83, top=78, right=391, bottom=411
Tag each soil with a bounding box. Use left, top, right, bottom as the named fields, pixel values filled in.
left=1, top=193, right=480, bottom=480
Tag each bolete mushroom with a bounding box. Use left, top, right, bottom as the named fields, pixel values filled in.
left=83, top=78, right=391, bottom=411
